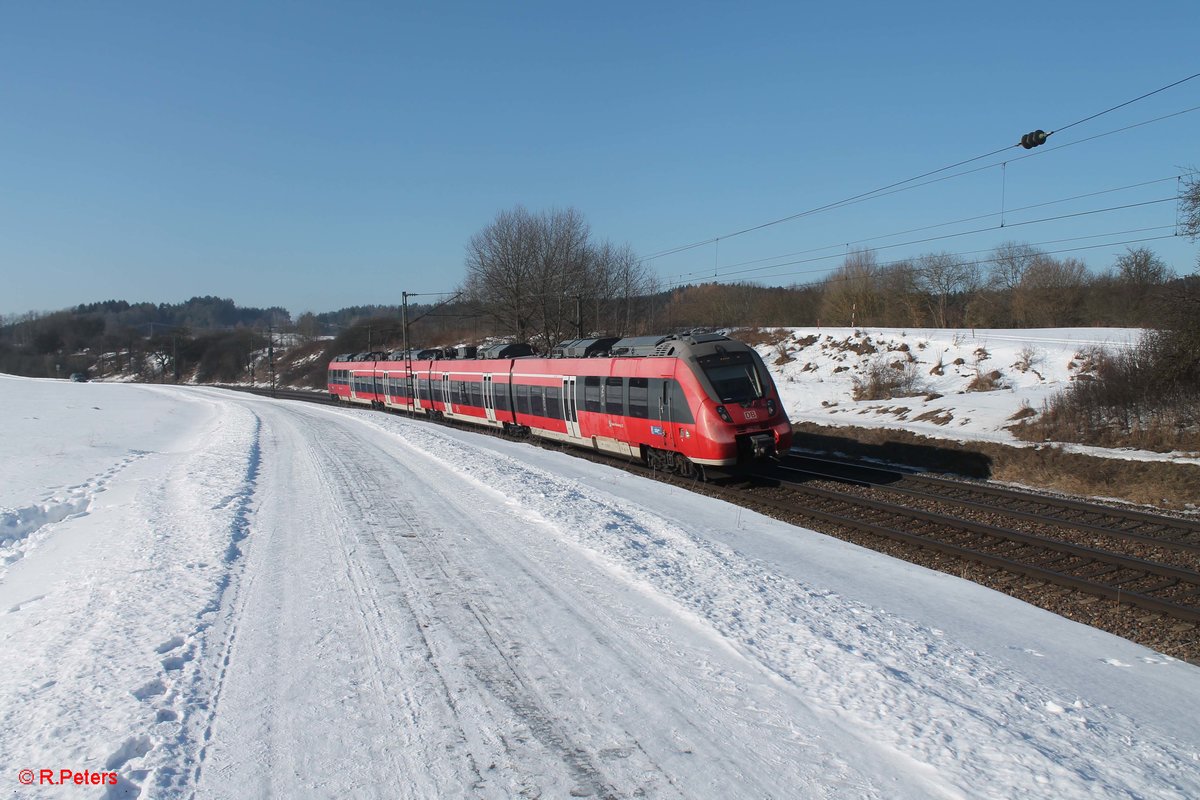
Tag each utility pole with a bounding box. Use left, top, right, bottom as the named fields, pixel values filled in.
left=401, top=291, right=412, bottom=414
left=574, top=295, right=583, bottom=338
left=268, top=324, right=276, bottom=398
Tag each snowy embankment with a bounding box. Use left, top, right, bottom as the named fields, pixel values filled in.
left=757, top=326, right=1198, bottom=464
left=2, top=375, right=1199, bottom=798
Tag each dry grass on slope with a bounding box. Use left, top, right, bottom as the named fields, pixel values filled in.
left=792, top=422, right=1200, bottom=511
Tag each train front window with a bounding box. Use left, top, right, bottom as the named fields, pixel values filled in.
left=699, top=354, right=764, bottom=404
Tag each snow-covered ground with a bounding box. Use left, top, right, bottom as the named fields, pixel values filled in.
left=756, top=327, right=1199, bottom=464
left=2, top=374, right=1199, bottom=798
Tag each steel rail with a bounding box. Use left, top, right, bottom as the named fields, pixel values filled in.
left=725, top=481, right=1200, bottom=625
left=780, top=454, right=1200, bottom=550
left=776, top=478, right=1200, bottom=586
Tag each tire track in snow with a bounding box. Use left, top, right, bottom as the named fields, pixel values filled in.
left=304, top=408, right=862, bottom=798
left=299, top=412, right=650, bottom=798
left=315, top=424, right=487, bottom=794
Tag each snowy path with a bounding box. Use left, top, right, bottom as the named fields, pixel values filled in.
left=2, top=378, right=1199, bottom=799
left=193, top=397, right=928, bottom=799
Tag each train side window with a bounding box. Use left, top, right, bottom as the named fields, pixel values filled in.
left=494, top=383, right=509, bottom=412
left=628, top=378, right=649, bottom=419
left=544, top=385, right=561, bottom=419
left=583, top=376, right=602, bottom=413
left=529, top=385, right=545, bottom=417
left=515, top=384, right=530, bottom=415
left=469, top=381, right=482, bottom=408
left=604, top=377, right=625, bottom=415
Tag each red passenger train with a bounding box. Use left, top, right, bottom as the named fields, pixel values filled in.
left=327, top=332, right=792, bottom=476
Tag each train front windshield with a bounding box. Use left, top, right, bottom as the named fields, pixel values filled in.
left=699, top=353, right=765, bottom=404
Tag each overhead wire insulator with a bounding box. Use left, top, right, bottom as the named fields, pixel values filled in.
left=1020, top=129, right=1049, bottom=149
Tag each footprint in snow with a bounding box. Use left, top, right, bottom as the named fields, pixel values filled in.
left=155, top=635, right=186, bottom=654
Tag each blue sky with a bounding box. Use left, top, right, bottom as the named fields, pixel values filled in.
left=2, top=1, right=1197, bottom=317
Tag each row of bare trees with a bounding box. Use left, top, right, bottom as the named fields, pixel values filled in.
left=656, top=243, right=1180, bottom=332
left=814, top=242, right=1176, bottom=329
left=461, top=206, right=657, bottom=346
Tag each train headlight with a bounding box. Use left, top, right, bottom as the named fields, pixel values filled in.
left=715, top=405, right=732, bottom=423
left=766, top=399, right=776, bottom=417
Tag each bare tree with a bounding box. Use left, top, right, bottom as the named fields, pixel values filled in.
left=914, top=251, right=979, bottom=328
left=988, top=242, right=1043, bottom=293
left=820, top=249, right=882, bottom=327
left=983, top=242, right=1044, bottom=326
left=1013, top=256, right=1088, bottom=327
left=589, top=240, right=656, bottom=335
left=531, top=207, right=591, bottom=347
left=295, top=312, right=321, bottom=340
left=1181, top=170, right=1200, bottom=240
left=877, top=260, right=925, bottom=326
left=463, top=206, right=542, bottom=342
left=462, top=206, right=647, bottom=346
left=1115, top=246, right=1172, bottom=286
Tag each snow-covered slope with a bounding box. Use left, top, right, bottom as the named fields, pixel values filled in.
left=2, top=375, right=1198, bottom=798
left=761, top=326, right=1153, bottom=443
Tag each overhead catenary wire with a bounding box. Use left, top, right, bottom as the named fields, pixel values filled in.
left=667, top=195, right=1180, bottom=287
left=676, top=196, right=1178, bottom=284
left=666, top=232, right=1179, bottom=293
left=662, top=102, right=1200, bottom=270
left=640, top=72, right=1200, bottom=264
left=1052, top=71, right=1200, bottom=136
left=665, top=175, right=1182, bottom=284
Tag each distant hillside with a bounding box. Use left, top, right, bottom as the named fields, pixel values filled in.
left=0, top=297, right=290, bottom=380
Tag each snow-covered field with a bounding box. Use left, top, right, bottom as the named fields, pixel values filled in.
left=757, top=327, right=1200, bottom=464
left=2, top=374, right=1199, bottom=798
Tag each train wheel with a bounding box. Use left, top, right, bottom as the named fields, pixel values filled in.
left=645, top=447, right=672, bottom=472
left=675, top=453, right=704, bottom=481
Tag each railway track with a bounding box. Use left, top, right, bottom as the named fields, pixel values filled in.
left=780, top=453, right=1200, bottom=552
left=741, top=459, right=1200, bottom=626
left=214, top=383, right=1200, bottom=660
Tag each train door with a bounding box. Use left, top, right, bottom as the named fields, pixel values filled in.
left=562, top=377, right=580, bottom=438
left=441, top=374, right=452, bottom=414
left=408, top=368, right=420, bottom=411
left=659, top=380, right=676, bottom=450
left=483, top=375, right=496, bottom=422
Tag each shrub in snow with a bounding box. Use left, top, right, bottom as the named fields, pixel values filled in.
left=852, top=358, right=926, bottom=401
